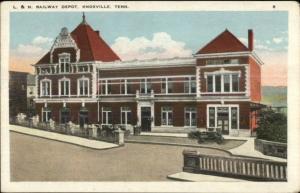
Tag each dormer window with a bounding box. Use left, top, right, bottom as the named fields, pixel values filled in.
left=59, top=53, right=71, bottom=73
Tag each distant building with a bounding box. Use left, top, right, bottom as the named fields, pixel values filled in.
left=27, top=74, right=36, bottom=116
left=33, top=14, right=264, bottom=136
left=9, top=71, right=28, bottom=118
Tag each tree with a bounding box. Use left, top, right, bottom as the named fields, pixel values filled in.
left=256, top=108, right=287, bottom=143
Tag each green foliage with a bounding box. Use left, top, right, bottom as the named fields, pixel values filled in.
left=256, top=108, right=287, bottom=143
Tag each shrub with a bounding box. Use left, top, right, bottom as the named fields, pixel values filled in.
left=256, top=108, right=287, bottom=143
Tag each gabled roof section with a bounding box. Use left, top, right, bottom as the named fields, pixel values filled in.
left=71, top=21, right=120, bottom=62
left=196, top=29, right=249, bottom=54
left=36, top=52, right=50, bottom=64
left=35, top=14, right=120, bottom=65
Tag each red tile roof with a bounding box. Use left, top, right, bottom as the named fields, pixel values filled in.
left=71, top=23, right=120, bottom=62
left=36, top=22, right=120, bottom=65
left=196, top=29, right=249, bottom=54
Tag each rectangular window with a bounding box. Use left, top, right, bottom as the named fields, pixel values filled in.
left=224, top=74, right=230, bottom=92
left=184, top=77, right=190, bottom=93
left=161, top=78, right=166, bottom=93
left=146, top=79, right=152, bottom=93
left=59, top=57, right=70, bottom=73
left=161, top=106, right=173, bottom=126
left=167, top=78, right=173, bottom=93
left=185, top=107, right=197, bottom=127
left=107, top=80, right=112, bottom=94
left=141, top=79, right=151, bottom=94
left=191, top=77, right=196, bottom=93
left=140, top=79, right=146, bottom=94
left=121, top=107, right=131, bottom=125
left=60, top=80, right=70, bottom=96
left=209, top=107, right=215, bottom=127
left=126, top=80, right=132, bottom=94
left=184, top=77, right=197, bottom=94
left=101, top=80, right=106, bottom=95
left=42, top=108, right=51, bottom=122
left=231, top=107, right=238, bottom=129
left=207, top=75, right=213, bottom=92
left=41, top=81, right=50, bottom=96
left=232, top=74, right=239, bottom=92
left=215, top=75, right=221, bottom=92
left=120, top=80, right=125, bottom=94
left=102, top=107, right=112, bottom=124
left=79, top=79, right=89, bottom=96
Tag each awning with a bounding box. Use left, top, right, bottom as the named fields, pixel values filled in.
left=250, top=102, right=268, bottom=110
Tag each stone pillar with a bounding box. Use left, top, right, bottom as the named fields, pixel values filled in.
left=32, top=115, right=39, bottom=127
left=92, top=124, right=98, bottom=138
left=49, top=119, right=55, bottom=130
left=114, top=129, right=124, bottom=145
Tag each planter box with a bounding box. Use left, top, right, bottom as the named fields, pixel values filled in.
left=255, top=139, right=287, bottom=159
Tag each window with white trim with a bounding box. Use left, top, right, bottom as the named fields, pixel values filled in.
left=161, top=78, right=166, bottom=93
left=41, top=79, right=51, bottom=96
left=59, top=78, right=70, bottom=96
left=59, top=54, right=70, bottom=73
left=206, top=58, right=239, bottom=65
left=208, top=107, right=215, bottom=127
left=140, top=79, right=151, bottom=94
left=232, top=74, right=239, bottom=92
left=206, top=73, right=240, bottom=93
left=161, top=106, right=173, bottom=126
left=161, top=78, right=173, bottom=94
left=121, top=107, right=131, bottom=125
left=42, top=107, right=52, bottom=122
left=184, top=77, right=197, bottom=94
left=120, top=80, right=132, bottom=94
left=167, top=78, right=173, bottom=93
left=78, top=78, right=89, bottom=96
left=102, top=107, right=112, bottom=124
left=231, top=107, right=238, bottom=129
left=101, top=80, right=112, bottom=95
left=185, top=107, right=197, bottom=127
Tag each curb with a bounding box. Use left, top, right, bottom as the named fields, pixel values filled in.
left=125, top=139, right=235, bottom=156
left=10, top=130, right=120, bottom=151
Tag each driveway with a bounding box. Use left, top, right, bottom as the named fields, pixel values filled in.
left=10, top=132, right=230, bottom=181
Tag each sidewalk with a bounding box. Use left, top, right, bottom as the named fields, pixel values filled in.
left=10, top=125, right=118, bottom=150
left=142, top=132, right=287, bottom=162
left=226, top=136, right=287, bottom=162
left=141, top=132, right=187, bottom=137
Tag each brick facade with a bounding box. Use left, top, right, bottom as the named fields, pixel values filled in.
left=33, top=15, right=263, bottom=136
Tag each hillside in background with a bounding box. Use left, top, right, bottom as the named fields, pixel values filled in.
left=261, top=86, right=287, bottom=107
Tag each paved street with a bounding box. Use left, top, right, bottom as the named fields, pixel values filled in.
left=10, top=132, right=230, bottom=181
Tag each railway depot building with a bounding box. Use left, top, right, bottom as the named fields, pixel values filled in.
left=34, top=15, right=263, bottom=136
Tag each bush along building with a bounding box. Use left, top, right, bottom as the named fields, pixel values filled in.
left=34, top=14, right=264, bottom=136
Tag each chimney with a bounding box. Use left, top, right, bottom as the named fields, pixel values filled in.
left=248, top=29, right=254, bottom=51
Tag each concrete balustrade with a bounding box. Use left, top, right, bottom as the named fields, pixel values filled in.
left=183, top=150, right=287, bottom=181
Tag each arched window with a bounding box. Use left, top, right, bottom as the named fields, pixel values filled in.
left=40, top=78, right=51, bottom=97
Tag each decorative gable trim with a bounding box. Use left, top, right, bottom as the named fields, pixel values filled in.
left=50, top=27, right=80, bottom=63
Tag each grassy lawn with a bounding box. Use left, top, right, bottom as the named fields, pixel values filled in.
left=126, top=135, right=246, bottom=150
